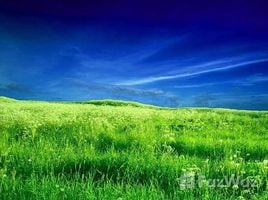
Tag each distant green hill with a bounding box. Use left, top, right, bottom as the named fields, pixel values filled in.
left=1, top=96, right=267, bottom=112
left=74, top=99, right=161, bottom=109
left=0, top=97, right=157, bottom=108
left=0, top=96, right=164, bottom=109
left=0, top=96, right=18, bottom=102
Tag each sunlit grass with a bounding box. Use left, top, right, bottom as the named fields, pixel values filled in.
left=0, top=98, right=267, bottom=199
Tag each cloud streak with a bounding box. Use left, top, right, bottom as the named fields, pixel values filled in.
left=118, top=58, right=268, bottom=86
left=174, top=74, right=268, bottom=89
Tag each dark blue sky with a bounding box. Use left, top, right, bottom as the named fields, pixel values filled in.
left=0, top=0, right=268, bottom=109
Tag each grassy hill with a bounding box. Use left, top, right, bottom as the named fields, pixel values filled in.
left=0, top=96, right=18, bottom=102
left=0, top=98, right=267, bottom=199
left=74, top=99, right=162, bottom=109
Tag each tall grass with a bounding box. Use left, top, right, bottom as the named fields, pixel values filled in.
left=0, top=99, right=267, bottom=199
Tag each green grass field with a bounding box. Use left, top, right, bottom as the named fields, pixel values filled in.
left=0, top=97, right=267, bottom=199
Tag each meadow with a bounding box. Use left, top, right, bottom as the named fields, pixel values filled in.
left=0, top=96, right=267, bottom=199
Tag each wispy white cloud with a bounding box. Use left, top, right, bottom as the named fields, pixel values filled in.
left=117, top=58, right=268, bottom=86
left=241, top=74, right=268, bottom=85
left=174, top=82, right=224, bottom=89
left=174, top=74, right=268, bottom=89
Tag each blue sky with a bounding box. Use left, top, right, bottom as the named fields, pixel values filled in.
left=0, top=0, right=268, bottom=109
